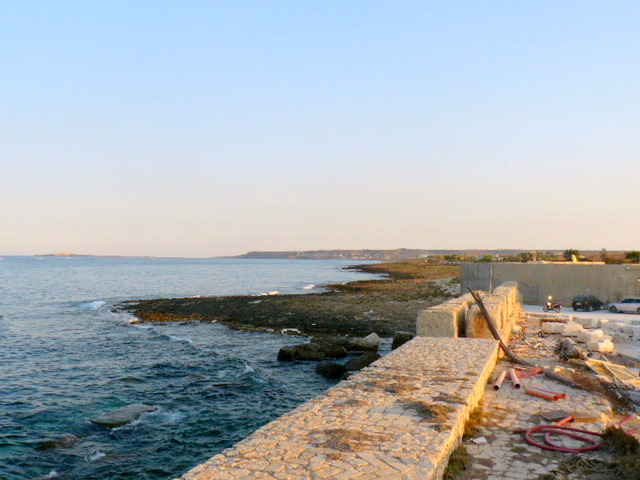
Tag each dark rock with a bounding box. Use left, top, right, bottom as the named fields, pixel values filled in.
left=312, top=336, right=351, bottom=347
left=277, top=345, right=297, bottom=361
left=293, top=344, right=326, bottom=361
left=89, top=404, right=157, bottom=428
left=316, top=362, right=347, bottom=379
left=316, top=342, right=348, bottom=359
left=392, top=331, right=415, bottom=350
left=37, top=433, right=78, bottom=451
left=345, top=352, right=381, bottom=371
left=278, top=342, right=346, bottom=361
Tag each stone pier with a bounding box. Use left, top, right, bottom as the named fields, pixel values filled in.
left=178, top=337, right=499, bottom=480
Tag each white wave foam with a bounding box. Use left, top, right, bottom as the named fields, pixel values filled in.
left=281, top=327, right=301, bottom=335
left=242, top=363, right=255, bottom=374
left=167, top=335, right=194, bottom=344
left=86, top=450, right=106, bottom=462
left=158, top=410, right=184, bottom=424
left=45, top=471, right=58, bottom=478
left=302, top=284, right=316, bottom=290
left=81, top=300, right=106, bottom=310
left=256, top=290, right=280, bottom=296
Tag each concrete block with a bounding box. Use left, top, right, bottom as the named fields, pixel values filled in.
left=577, top=329, right=604, bottom=343
left=586, top=339, right=614, bottom=353
left=622, top=326, right=635, bottom=336
left=466, top=305, right=489, bottom=339
left=561, top=323, right=584, bottom=337
left=542, top=322, right=563, bottom=334
left=603, top=322, right=625, bottom=334
left=417, top=303, right=466, bottom=337
left=575, top=317, right=600, bottom=329
left=630, top=326, right=640, bottom=340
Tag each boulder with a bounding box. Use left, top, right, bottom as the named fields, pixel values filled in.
left=293, top=345, right=326, bottom=361
left=347, top=333, right=381, bottom=352
left=278, top=342, right=343, bottom=361
left=89, top=404, right=157, bottom=428
left=345, top=352, right=381, bottom=371
left=555, top=338, right=582, bottom=359
left=312, top=336, right=351, bottom=347
left=316, top=362, right=347, bottom=379
left=392, top=331, right=415, bottom=350
left=277, top=345, right=298, bottom=361
left=317, top=343, right=348, bottom=359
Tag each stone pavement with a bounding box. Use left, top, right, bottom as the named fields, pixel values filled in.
left=177, top=337, right=499, bottom=480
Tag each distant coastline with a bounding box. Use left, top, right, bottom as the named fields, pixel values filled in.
left=36, top=252, right=156, bottom=258
left=233, top=248, right=531, bottom=261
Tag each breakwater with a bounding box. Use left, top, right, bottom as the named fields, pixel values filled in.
left=177, top=337, right=499, bottom=480
left=177, top=283, right=523, bottom=479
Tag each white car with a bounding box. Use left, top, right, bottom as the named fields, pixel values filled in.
left=608, top=297, right=640, bottom=314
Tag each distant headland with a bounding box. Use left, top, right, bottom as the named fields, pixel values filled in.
left=36, top=252, right=155, bottom=258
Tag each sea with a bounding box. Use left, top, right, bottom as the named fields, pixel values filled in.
left=0, top=256, right=383, bottom=480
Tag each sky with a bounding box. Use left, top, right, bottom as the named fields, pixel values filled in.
left=2, top=1, right=639, bottom=257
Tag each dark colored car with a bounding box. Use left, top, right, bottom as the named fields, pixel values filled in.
left=571, top=295, right=604, bottom=312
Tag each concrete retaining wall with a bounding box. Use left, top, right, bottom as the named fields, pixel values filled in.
left=461, top=262, right=640, bottom=305
left=417, top=282, right=521, bottom=340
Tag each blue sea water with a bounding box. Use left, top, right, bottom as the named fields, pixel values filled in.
left=0, top=256, right=381, bottom=480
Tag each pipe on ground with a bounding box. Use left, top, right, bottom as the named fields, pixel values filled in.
left=492, top=371, right=507, bottom=390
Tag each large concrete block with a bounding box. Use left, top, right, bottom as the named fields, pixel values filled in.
left=466, top=302, right=504, bottom=339
left=542, top=322, right=563, bottom=334
left=561, top=323, right=584, bottom=337
left=575, top=317, right=600, bottom=329
left=416, top=303, right=466, bottom=337
left=587, top=339, right=614, bottom=353
left=577, top=329, right=604, bottom=343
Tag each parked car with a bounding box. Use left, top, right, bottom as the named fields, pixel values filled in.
left=608, top=297, right=640, bottom=314
left=571, top=295, right=605, bottom=312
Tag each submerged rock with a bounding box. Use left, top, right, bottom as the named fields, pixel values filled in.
left=89, top=404, right=157, bottom=428
left=345, top=352, right=381, bottom=371
left=392, top=331, right=415, bottom=350
left=316, top=362, right=347, bottom=379
left=37, top=433, right=78, bottom=451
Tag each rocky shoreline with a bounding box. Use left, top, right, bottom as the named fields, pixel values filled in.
left=118, top=261, right=459, bottom=338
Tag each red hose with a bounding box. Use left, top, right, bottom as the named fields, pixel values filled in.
left=523, top=425, right=602, bottom=453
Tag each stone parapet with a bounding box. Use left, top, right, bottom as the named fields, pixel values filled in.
left=417, top=283, right=521, bottom=340
left=177, top=337, right=499, bottom=480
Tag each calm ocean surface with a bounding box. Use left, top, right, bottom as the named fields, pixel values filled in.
left=0, top=256, right=381, bottom=480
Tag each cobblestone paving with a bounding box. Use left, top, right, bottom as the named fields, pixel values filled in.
left=178, top=337, right=499, bottom=480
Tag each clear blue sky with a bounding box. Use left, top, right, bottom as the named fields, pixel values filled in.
left=2, top=1, right=639, bottom=256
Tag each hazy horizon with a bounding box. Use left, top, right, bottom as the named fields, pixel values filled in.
left=3, top=2, right=639, bottom=257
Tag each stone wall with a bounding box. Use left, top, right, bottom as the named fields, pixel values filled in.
left=416, top=282, right=521, bottom=340
left=176, top=337, right=499, bottom=480
left=461, top=262, right=640, bottom=305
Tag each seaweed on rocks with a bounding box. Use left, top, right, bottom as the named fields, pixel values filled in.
left=119, top=262, right=458, bottom=338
